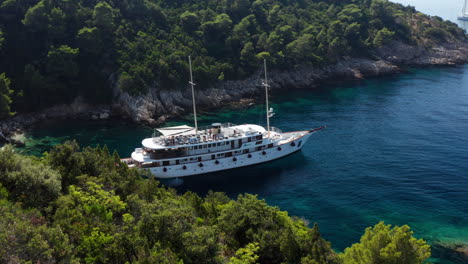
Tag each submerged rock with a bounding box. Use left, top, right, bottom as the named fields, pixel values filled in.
left=432, top=242, right=468, bottom=263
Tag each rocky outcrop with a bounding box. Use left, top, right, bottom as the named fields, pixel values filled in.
left=114, top=40, right=468, bottom=126
left=1, top=40, right=467, bottom=143
left=377, top=40, right=468, bottom=65
left=115, top=57, right=401, bottom=125
left=0, top=97, right=112, bottom=145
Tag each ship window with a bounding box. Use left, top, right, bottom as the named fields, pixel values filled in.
left=268, top=144, right=273, bottom=148
left=163, top=161, right=169, bottom=166
left=217, top=143, right=221, bottom=146
left=194, top=146, right=198, bottom=150
left=256, top=135, right=262, bottom=140
left=204, top=145, right=207, bottom=148
left=256, top=141, right=262, bottom=145
left=217, top=153, right=225, bottom=157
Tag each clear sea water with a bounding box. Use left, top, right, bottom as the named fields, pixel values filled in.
left=16, top=65, right=468, bottom=263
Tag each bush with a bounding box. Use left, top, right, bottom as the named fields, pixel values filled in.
left=340, top=221, right=431, bottom=264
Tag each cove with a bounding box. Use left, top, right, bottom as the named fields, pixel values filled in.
left=18, top=65, right=468, bottom=263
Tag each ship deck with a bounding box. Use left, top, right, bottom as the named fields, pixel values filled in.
left=142, top=124, right=274, bottom=150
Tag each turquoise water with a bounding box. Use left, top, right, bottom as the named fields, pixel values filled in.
left=18, top=66, right=468, bottom=263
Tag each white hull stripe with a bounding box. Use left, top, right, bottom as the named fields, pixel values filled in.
left=151, top=132, right=314, bottom=178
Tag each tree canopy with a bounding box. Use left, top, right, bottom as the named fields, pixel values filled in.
left=340, top=221, right=431, bottom=264
left=0, top=0, right=465, bottom=118
left=0, top=141, right=432, bottom=263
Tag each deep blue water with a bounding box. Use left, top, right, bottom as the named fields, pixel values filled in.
left=17, top=66, right=468, bottom=263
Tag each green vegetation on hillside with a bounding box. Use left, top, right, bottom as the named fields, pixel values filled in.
left=0, top=0, right=466, bottom=118
left=0, top=142, right=431, bottom=263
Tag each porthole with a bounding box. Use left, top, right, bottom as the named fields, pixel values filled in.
left=248, top=154, right=252, bottom=158
left=262, top=151, right=267, bottom=155
left=277, top=147, right=282, bottom=151
left=215, top=160, right=220, bottom=165
left=199, top=163, right=204, bottom=167
left=182, top=165, right=187, bottom=170
left=233, top=157, right=237, bottom=162
left=163, top=167, right=167, bottom=172
left=291, top=142, right=296, bottom=147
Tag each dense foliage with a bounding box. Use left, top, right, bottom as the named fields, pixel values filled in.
left=0, top=142, right=431, bottom=263
left=0, top=0, right=466, bottom=118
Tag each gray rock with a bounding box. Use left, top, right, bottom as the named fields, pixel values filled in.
left=1, top=39, right=467, bottom=138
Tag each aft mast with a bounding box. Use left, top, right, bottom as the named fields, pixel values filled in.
left=188, top=56, right=198, bottom=134
left=262, top=59, right=271, bottom=134
left=460, top=0, right=468, bottom=19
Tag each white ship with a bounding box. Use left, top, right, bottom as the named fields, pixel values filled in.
left=459, top=0, right=468, bottom=20
left=122, top=58, right=324, bottom=178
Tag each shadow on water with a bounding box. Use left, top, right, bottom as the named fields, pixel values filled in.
left=169, top=152, right=309, bottom=197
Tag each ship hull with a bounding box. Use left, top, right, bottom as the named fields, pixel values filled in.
left=149, top=131, right=314, bottom=178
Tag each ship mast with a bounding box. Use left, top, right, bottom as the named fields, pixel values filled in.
left=188, top=56, right=198, bottom=134
left=464, top=0, right=468, bottom=15
left=262, top=59, right=270, bottom=134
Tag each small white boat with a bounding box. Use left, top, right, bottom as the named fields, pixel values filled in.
left=122, top=58, right=324, bottom=178
left=458, top=0, right=468, bottom=20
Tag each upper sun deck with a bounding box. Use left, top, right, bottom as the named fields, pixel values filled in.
left=142, top=123, right=271, bottom=150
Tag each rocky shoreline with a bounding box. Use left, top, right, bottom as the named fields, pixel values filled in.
left=113, top=40, right=468, bottom=125
left=1, top=40, right=467, bottom=146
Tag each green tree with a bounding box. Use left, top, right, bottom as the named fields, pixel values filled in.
left=341, top=221, right=431, bottom=264
left=0, top=28, right=4, bottom=50
left=373, top=27, right=395, bottom=47
left=301, top=224, right=340, bottom=264
left=180, top=11, right=200, bottom=32
left=229, top=242, right=260, bottom=264
left=53, top=179, right=126, bottom=254
left=202, top=13, right=233, bottom=39
left=286, top=34, right=319, bottom=65
left=22, top=0, right=50, bottom=31
left=48, top=7, right=66, bottom=38
left=424, top=28, right=447, bottom=42
left=78, top=228, right=115, bottom=263
left=0, top=199, right=76, bottom=263
left=93, top=1, right=116, bottom=31
left=77, top=27, right=103, bottom=54
left=46, top=45, right=79, bottom=78
left=0, top=73, right=14, bottom=118
left=240, top=42, right=256, bottom=67
left=0, top=145, right=61, bottom=208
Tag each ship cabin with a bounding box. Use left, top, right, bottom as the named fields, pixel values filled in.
left=130, top=123, right=281, bottom=168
